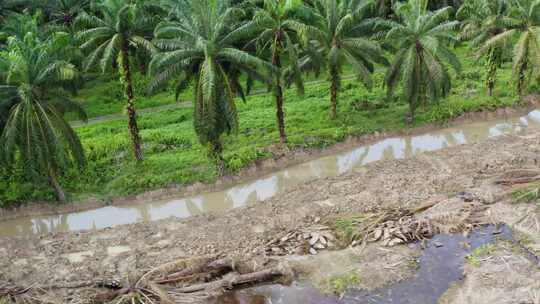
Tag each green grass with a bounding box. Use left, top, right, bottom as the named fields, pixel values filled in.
left=71, top=73, right=194, bottom=119
left=327, top=270, right=362, bottom=295
left=466, top=244, right=496, bottom=267
left=0, top=48, right=526, bottom=206
left=511, top=184, right=540, bottom=205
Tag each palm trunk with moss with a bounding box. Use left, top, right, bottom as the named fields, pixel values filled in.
left=272, top=46, right=287, bottom=144
left=517, top=61, right=527, bottom=98
left=120, top=41, right=143, bottom=162
left=486, top=47, right=501, bottom=97
left=330, top=67, right=339, bottom=119
left=410, top=41, right=424, bottom=123
left=210, top=139, right=225, bottom=176
left=48, top=164, right=66, bottom=203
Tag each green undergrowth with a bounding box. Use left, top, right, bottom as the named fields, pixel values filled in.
left=0, top=49, right=526, bottom=206
left=465, top=244, right=497, bottom=267
left=511, top=184, right=540, bottom=205
left=327, top=270, right=362, bottom=295
left=70, top=73, right=193, bottom=119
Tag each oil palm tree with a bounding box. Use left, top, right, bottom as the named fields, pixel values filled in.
left=0, top=0, right=27, bottom=21
left=385, top=0, right=461, bottom=121
left=0, top=33, right=87, bottom=202
left=243, top=0, right=309, bottom=143
left=476, top=0, right=540, bottom=97
left=149, top=0, right=271, bottom=172
left=0, top=11, right=43, bottom=44
left=42, top=0, right=90, bottom=26
left=75, top=0, right=156, bottom=162
left=302, top=0, right=389, bottom=118
left=458, top=0, right=510, bottom=96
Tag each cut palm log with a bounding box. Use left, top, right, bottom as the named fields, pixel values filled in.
left=495, top=169, right=540, bottom=185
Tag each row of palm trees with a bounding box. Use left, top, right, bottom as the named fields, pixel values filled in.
left=1, top=0, right=539, bottom=202
left=457, top=0, right=540, bottom=97
left=77, top=0, right=462, bottom=161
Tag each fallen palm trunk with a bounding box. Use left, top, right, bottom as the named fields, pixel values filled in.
left=153, top=257, right=234, bottom=284
left=495, top=169, right=540, bottom=185
left=109, top=255, right=293, bottom=304
left=0, top=257, right=291, bottom=304
left=171, top=267, right=283, bottom=293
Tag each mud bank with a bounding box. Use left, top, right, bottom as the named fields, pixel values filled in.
left=0, top=103, right=536, bottom=222
left=1, top=128, right=540, bottom=303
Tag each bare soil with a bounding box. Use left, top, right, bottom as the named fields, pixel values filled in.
left=1, top=128, right=540, bottom=303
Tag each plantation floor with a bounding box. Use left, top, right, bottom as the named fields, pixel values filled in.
left=1, top=128, right=539, bottom=303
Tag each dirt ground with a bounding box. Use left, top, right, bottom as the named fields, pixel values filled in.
left=1, top=130, right=540, bottom=303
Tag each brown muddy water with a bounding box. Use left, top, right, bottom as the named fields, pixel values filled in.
left=2, top=111, right=540, bottom=238
left=214, top=225, right=514, bottom=304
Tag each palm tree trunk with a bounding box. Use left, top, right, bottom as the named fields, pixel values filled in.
left=518, top=61, right=527, bottom=97
left=120, top=44, right=143, bottom=162
left=272, top=50, right=287, bottom=144
left=486, top=48, right=499, bottom=97
left=210, top=139, right=225, bottom=176
left=330, top=68, right=339, bottom=119
left=487, top=79, right=495, bottom=97
left=48, top=165, right=66, bottom=203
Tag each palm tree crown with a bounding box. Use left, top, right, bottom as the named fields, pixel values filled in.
left=149, top=0, right=271, bottom=170
left=304, top=0, right=389, bottom=118
left=43, top=0, right=90, bottom=26
left=458, top=0, right=510, bottom=96
left=477, top=0, right=540, bottom=96
left=385, top=0, right=461, bottom=120
left=0, top=32, right=87, bottom=202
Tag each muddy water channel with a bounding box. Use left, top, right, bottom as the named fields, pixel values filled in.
left=215, top=225, right=514, bottom=304
left=2, top=110, right=540, bottom=237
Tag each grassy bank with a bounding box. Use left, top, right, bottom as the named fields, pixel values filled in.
left=0, top=50, right=523, bottom=206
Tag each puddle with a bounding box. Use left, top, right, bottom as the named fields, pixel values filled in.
left=2, top=111, right=540, bottom=237
left=215, top=225, right=513, bottom=304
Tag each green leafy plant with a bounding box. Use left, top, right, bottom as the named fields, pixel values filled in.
left=512, top=184, right=540, bottom=205
left=466, top=243, right=496, bottom=267
left=327, top=270, right=362, bottom=295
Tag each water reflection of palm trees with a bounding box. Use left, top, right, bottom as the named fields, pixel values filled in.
left=185, top=198, right=204, bottom=216
left=138, top=204, right=151, bottom=222
left=188, top=192, right=236, bottom=215
left=33, top=214, right=69, bottom=235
